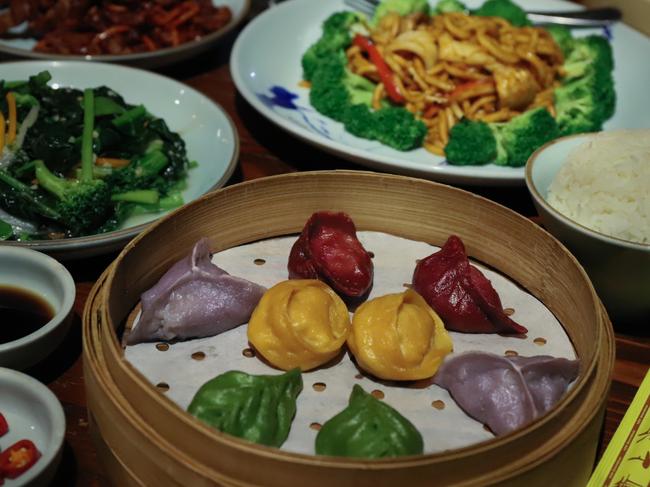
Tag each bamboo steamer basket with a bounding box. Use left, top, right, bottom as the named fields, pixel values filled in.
left=83, top=170, right=615, bottom=487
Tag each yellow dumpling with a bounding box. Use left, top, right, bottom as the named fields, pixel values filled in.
left=348, top=289, right=453, bottom=380
left=247, top=279, right=351, bottom=371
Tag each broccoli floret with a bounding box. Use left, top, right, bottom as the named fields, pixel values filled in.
left=554, top=36, right=615, bottom=136
left=562, top=35, right=613, bottom=80
left=309, top=47, right=378, bottom=115
left=555, top=72, right=615, bottom=135
left=322, top=10, right=362, bottom=33
left=446, top=108, right=557, bottom=166
left=344, top=71, right=377, bottom=106
left=493, top=107, right=559, bottom=166
left=34, top=160, right=112, bottom=236
left=473, top=0, right=531, bottom=26
left=433, top=0, right=467, bottom=15
left=342, top=104, right=376, bottom=138
left=309, top=56, right=350, bottom=122
left=545, top=25, right=574, bottom=57
left=106, top=149, right=171, bottom=193
left=343, top=105, right=427, bottom=151
left=372, top=0, right=430, bottom=24
left=374, top=107, right=427, bottom=150
left=595, top=73, right=616, bottom=122
left=445, top=118, right=496, bottom=165
left=302, top=12, right=361, bottom=81
left=492, top=129, right=509, bottom=165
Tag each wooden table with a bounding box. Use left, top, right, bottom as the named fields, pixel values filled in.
left=14, top=4, right=649, bottom=485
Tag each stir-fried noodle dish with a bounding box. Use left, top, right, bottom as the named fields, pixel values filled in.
left=347, top=12, right=563, bottom=156
left=302, top=0, right=616, bottom=167
left=0, top=0, right=232, bottom=55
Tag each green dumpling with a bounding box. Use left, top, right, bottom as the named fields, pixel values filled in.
left=315, top=384, right=424, bottom=458
left=188, top=368, right=303, bottom=448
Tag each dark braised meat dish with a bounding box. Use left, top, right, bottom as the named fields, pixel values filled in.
left=0, top=0, right=232, bottom=55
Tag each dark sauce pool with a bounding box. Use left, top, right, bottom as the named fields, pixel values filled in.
left=0, top=285, right=54, bottom=344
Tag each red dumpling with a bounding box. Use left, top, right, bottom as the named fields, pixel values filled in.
left=412, top=235, right=527, bottom=334
left=288, top=211, right=373, bottom=298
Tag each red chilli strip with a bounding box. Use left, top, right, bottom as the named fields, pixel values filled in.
left=288, top=211, right=374, bottom=298
left=0, top=414, right=6, bottom=437
left=412, top=235, right=527, bottom=335
left=352, top=34, right=405, bottom=104
left=0, top=439, right=41, bottom=479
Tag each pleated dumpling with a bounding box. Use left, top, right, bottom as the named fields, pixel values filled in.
left=126, top=238, right=266, bottom=345
left=412, top=235, right=527, bottom=335
left=433, top=352, right=580, bottom=435
left=288, top=211, right=374, bottom=299
left=247, top=279, right=351, bottom=371
left=348, top=289, right=453, bottom=380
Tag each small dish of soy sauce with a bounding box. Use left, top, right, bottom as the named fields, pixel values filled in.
left=0, top=286, right=55, bottom=345
left=0, top=247, right=75, bottom=370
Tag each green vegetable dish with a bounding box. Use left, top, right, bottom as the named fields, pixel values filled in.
left=302, top=0, right=616, bottom=167
left=0, top=71, right=193, bottom=241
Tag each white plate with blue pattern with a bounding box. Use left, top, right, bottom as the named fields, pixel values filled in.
left=230, top=0, right=650, bottom=186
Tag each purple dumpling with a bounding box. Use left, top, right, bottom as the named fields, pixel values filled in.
left=434, top=352, right=579, bottom=435
left=126, top=238, right=266, bottom=345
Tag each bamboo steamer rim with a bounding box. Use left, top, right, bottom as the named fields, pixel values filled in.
left=94, top=170, right=611, bottom=472
left=84, top=276, right=615, bottom=486
left=83, top=277, right=244, bottom=486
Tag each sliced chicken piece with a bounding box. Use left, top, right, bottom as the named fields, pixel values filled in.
left=437, top=32, right=496, bottom=67
left=386, top=30, right=438, bottom=69
left=493, top=65, right=541, bottom=110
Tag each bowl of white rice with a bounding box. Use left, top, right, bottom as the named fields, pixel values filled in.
left=526, top=129, right=650, bottom=332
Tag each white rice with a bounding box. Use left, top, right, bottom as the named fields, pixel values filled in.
left=547, top=129, right=650, bottom=245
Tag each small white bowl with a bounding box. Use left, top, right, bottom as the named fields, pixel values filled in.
left=525, top=133, right=650, bottom=330
left=0, top=247, right=75, bottom=369
left=0, top=368, right=66, bottom=486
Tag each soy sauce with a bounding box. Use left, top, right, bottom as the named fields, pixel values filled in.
left=0, top=285, right=54, bottom=344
